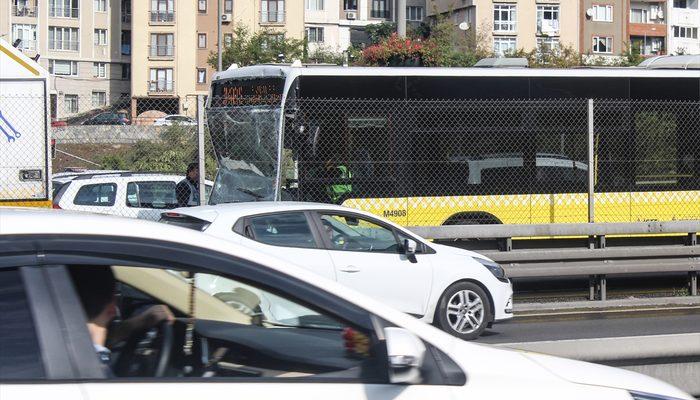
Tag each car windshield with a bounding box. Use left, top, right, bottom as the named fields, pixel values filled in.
left=162, top=269, right=342, bottom=330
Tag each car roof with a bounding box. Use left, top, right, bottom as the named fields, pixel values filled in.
left=172, top=201, right=362, bottom=222
left=66, top=174, right=185, bottom=184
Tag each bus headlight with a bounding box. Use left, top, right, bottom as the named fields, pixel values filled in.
left=475, top=258, right=508, bottom=282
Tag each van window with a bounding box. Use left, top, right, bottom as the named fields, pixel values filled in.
left=74, top=183, right=117, bottom=206
left=126, top=181, right=177, bottom=209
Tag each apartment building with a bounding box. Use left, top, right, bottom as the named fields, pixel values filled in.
left=628, top=0, right=667, bottom=56
left=426, top=0, right=579, bottom=56
left=131, top=0, right=304, bottom=116
left=668, top=0, right=699, bottom=54
left=305, top=0, right=427, bottom=54
left=0, top=0, right=131, bottom=118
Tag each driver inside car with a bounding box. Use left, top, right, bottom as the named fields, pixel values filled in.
left=68, top=266, right=174, bottom=369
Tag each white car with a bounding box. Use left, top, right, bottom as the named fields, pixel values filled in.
left=161, top=202, right=513, bottom=340
left=0, top=208, right=692, bottom=400
left=53, top=172, right=212, bottom=220
left=153, top=114, right=196, bottom=126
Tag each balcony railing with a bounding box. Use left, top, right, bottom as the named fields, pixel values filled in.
left=121, top=13, right=131, bottom=23
left=12, top=5, right=37, bottom=17
left=149, top=11, right=175, bottom=24
left=14, top=39, right=37, bottom=51
left=49, top=6, right=79, bottom=18
left=370, top=9, right=390, bottom=19
left=149, top=45, right=175, bottom=58
left=49, top=40, right=79, bottom=51
left=260, top=11, right=285, bottom=23
left=148, top=80, right=175, bottom=94
left=537, top=19, right=560, bottom=35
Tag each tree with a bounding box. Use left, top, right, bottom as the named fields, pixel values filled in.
left=208, top=25, right=305, bottom=70
left=365, top=22, right=397, bottom=44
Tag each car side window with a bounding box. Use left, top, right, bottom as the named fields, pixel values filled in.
left=73, top=183, right=117, bottom=206
left=320, top=214, right=400, bottom=253
left=0, top=269, right=45, bottom=380
left=126, top=181, right=178, bottom=209
left=246, top=213, right=318, bottom=249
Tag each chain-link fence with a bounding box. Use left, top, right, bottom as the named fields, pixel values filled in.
left=2, top=92, right=699, bottom=228
left=208, top=96, right=700, bottom=226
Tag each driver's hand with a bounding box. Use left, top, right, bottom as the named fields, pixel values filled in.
left=140, top=305, right=175, bottom=329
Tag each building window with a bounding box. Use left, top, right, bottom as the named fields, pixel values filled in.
left=121, top=63, right=131, bottom=79
left=94, top=29, right=107, bottom=45
left=150, top=33, right=174, bottom=57
left=592, top=5, right=613, bottom=22
left=92, top=91, right=107, bottom=107
left=344, top=0, right=357, bottom=11
left=673, top=0, right=687, bottom=8
left=149, top=68, right=174, bottom=92
left=537, top=36, right=559, bottom=52
left=406, top=6, right=424, bottom=21
left=371, top=0, right=389, bottom=18
left=150, top=0, right=175, bottom=22
left=261, top=0, right=284, bottom=23
left=121, top=0, right=131, bottom=22
left=305, top=0, right=323, bottom=10
left=49, top=0, right=79, bottom=18
left=493, top=36, right=516, bottom=56
left=630, top=8, right=648, bottom=23
left=306, top=27, right=324, bottom=43
left=121, top=30, right=131, bottom=55
left=48, top=59, right=78, bottom=76
left=493, top=4, right=517, bottom=32
left=224, top=33, right=233, bottom=47
left=536, top=4, right=559, bottom=35
left=197, top=68, right=206, bottom=84
left=49, top=27, right=79, bottom=51
left=94, top=0, right=106, bottom=12
left=592, top=36, right=613, bottom=53
left=673, top=25, right=699, bottom=38
left=198, top=0, right=206, bottom=13
left=224, top=0, right=233, bottom=12
left=64, top=94, right=79, bottom=113
left=198, top=33, right=207, bottom=48
left=261, top=33, right=284, bottom=49
left=11, top=24, right=37, bottom=51
left=93, top=62, right=106, bottom=78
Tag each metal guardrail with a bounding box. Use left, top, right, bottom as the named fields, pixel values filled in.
left=408, top=221, right=700, bottom=300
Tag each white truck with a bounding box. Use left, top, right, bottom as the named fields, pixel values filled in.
left=0, top=38, right=51, bottom=207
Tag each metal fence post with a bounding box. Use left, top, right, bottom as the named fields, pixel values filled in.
left=588, top=98, right=595, bottom=223
left=197, top=95, right=206, bottom=206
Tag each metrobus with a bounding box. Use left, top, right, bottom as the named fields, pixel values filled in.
left=206, top=59, right=700, bottom=227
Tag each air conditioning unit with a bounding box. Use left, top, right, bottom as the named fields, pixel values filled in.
left=346, top=11, right=357, bottom=20
left=221, top=13, right=232, bottom=23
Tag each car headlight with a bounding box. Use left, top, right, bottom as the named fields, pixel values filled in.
left=629, top=391, right=686, bottom=400
left=475, top=258, right=508, bottom=282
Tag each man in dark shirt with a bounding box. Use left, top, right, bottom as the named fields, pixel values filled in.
left=176, top=162, right=200, bottom=207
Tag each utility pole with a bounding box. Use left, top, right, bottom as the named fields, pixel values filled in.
left=217, top=0, right=223, bottom=71
left=397, top=0, right=407, bottom=37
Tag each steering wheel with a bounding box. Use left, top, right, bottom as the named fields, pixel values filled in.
left=113, top=321, right=173, bottom=378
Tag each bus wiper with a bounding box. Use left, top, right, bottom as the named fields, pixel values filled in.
left=236, top=187, right=265, bottom=200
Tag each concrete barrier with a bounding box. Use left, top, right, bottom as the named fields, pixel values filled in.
left=52, top=125, right=164, bottom=144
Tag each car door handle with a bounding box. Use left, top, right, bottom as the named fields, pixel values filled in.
left=339, top=265, right=361, bottom=273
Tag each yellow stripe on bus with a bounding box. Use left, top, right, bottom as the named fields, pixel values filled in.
left=1, top=200, right=52, bottom=208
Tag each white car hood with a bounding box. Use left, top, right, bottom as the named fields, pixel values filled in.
left=430, top=242, right=492, bottom=261
left=522, top=352, right=692, bottom=399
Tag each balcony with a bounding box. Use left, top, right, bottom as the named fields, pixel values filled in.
left=370, top=9, right=391, bottom=19
left=149, top=45, right=175, bottom=59
left=49, top=40, right=79, bottom=51
left=537, top=19, right=560, bottom=36
left=149, top=11, right=175, bottom=24
left=12, top=5, right=37, bottom=17
left=121, top=13, right=131, bottom=23
left=148, top=80, right=175, bottom=94
left=49, top=6, right=79, bottom=18
left=260, top=11, right=285, bottom=24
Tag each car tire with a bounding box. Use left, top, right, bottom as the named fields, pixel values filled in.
left=435, top=281, right=492, bottom=340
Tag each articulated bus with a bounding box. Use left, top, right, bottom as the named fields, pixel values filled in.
left=206, top=58, right=700, bottom=227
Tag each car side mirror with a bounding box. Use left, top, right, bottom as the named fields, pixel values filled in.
left=403, top=238, right=417, bottom=255
left=385, top=327, right=426, bottom=384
